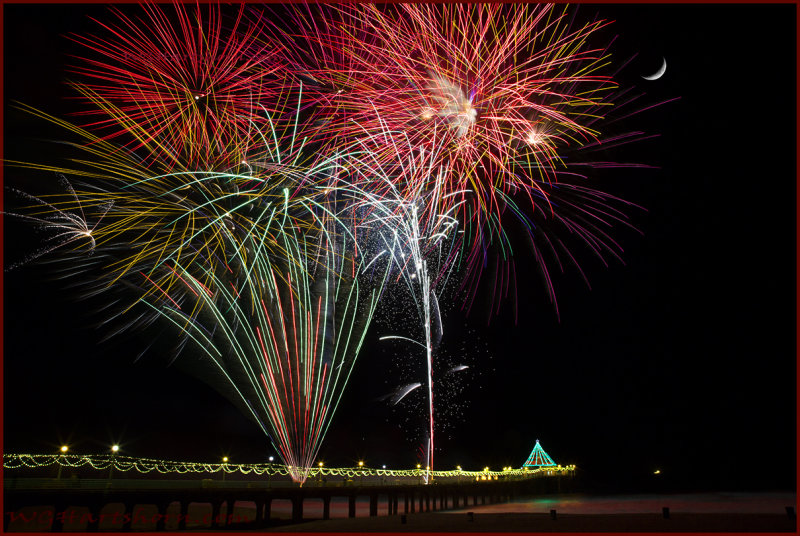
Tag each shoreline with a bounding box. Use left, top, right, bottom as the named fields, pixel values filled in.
left=5, top=490, right=796, bottom=532
left=263, top=512, right=797, bottom=533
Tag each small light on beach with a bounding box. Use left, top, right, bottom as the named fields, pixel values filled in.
left=654, top=469, right=661, bottom=475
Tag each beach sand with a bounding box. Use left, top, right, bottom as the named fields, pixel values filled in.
left=264, top=511, right=797, bottom=532
left=6, top=492, right=796, bottom=532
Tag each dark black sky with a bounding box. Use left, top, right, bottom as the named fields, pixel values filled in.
left=3, top=4, right=796, bottom=493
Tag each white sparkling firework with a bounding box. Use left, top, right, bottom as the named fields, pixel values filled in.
left=426, top=71, right=477, bottom=138
left=330, top=130, right=467, bottom=481
left=4, top=175, right=111, bottom=271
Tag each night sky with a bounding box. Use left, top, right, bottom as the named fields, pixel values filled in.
left=3, top=4, right=796, bottom=493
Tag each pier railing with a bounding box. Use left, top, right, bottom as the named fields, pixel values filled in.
left=3, top=453, right=576, bottom=531
left=3, top=453, right=574, bottom=482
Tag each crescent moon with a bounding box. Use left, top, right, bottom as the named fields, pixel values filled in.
left=642, top=57, right=667, bottom=81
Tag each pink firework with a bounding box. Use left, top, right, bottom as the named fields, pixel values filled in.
left=68, top=2, right=281, bottom=168
left=275, top=3, right=617, bottom=228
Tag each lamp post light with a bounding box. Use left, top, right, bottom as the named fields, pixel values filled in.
left=317, top=461, right=325, bottom=486
left=56, top=446, right=68, bottom=480
left=222, top=457, right=228, bottom=483
left=108, top=445, right=119, bottom=485
left=416, top=463, right=421, bottom=485
left=358, top=461, right=364, bottom=486
left=268, top=456, right=274, bottom=488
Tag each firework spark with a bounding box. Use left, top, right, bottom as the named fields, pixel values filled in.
left=68, top=2, right=282, bottom=168
left=269, top=3, right=647, bottom=319
left=273, top=3, right=616, bottom=224
left=4, top=2, right=671, bottom=486
left=145, top=200, right=389, bottom=483
left=4, top=175, right=111, bottom=271
left=327, top=133, right=466, bottom=479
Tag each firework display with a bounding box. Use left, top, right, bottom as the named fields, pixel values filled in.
left=151, top=202, right=389, bottom=483
left=333, top=139, right=466, bottom=481
left=66, top=3, right=282, bottom=169
left=5, top=3, right=665, bottom=482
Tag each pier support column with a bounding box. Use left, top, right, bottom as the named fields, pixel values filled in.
left=348, top=495, right=356, bottom=518
left=369, top=494, right=378, bottom=516
left=51, top=504, right=68, bottom=532
left=323, top=497, right=331, bottom=520
left=263, top=499, right=272, bottom=525
left=155, top=502, right=170, bottom=531
left=404, top=494, right=410, bottom=514
left=254, top=500, right=264, bottom=527
left=291, top=497, right=303, bottom=523
left=120, top=503, right=135, bottom=532
left=228, top=498, right=238, bottom=525
left=178, top=501, right=190, bottom=530
left=210, top=501, right=222, bottom=528
left=393, top=494, right=399, bottom=515
left=85, top=503, right=102, bottom=532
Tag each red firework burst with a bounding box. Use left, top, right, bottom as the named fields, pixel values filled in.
left=274, top=3, right=618, bottom=225
left=68, top=2, right=282, bottom=168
